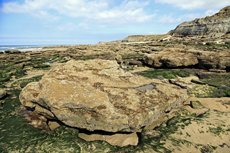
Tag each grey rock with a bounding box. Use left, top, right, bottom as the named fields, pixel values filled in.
left=129, top=60, right=142, bottom=65
left=170, top=6, right=230, bottom=38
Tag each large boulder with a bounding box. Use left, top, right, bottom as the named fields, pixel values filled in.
left=143, top=51, right=198, bottom=68
left=19, top=59, right=188, bottom=132
left=198, top=51, right=230, bottom=70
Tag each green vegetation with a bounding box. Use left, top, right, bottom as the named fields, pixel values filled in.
left=191, top=74, right=230, bottom=98
left=137, top=69, right=191, bottom=79
left=200, top=145, right=217, bottom=153
left=139, top=109, right=220, bottom=152
left=0, top=75, right=228, bottom=152
left=0, top=64, right=26, bottom=83
left=0, top=89, right=118, bottom=153
left=0, top=91, right=81, bottom=152
left=190, top=85, right=230, bottom=98
left=137, top=63, right=143, bottom=67
left=183, top=42, right=230, bottom=49
left=11, top=75, right=44, bottom=88
left=199, top=74, right=230, bottom=88
left=190, top=101, right=205, bottom=109
left=209, top=126, right=228, bottom=136
left=1, top=47, right=230, bottom=152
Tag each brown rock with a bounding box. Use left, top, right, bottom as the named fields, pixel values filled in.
left=169, top=76, right=199, bottom=93
left=198, top=51, right=230, bottom=70
left=129, top=60, right=142, bottom=65
left=143, top=51, right=198, bottom=68
left=19, top=59, right=188, bottom=132
left=48, top=121, right=60, bottom=130
left=78, top=132, right=138, bottom=147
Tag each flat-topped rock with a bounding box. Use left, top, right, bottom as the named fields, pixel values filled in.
left=143, top=51, right=198, bottom=68
left=19, top=59, right=188, bottom=132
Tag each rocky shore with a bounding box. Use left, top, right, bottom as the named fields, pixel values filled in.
left=0, top=5, right=230, bottom=153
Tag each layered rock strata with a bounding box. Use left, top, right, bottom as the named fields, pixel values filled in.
left=143, top=47, right=230, bottom=71
left=19, top=59, right=188, bottom=132
left=170, top=6, right=230, bottom=38
left=143, top=51, right=198, bottom=68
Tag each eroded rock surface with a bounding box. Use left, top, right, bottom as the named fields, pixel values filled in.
left=170, top=6, right=230, bottom=38
left=19, top=59, right=188, bottom=132
left=143, top=51, right=198, bottom=68
left=143, top=47, right=230, bottom=71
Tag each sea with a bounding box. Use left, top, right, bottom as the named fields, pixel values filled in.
left=0, top=45, right=46, bottom=52
left=0, top=44, right=71, bottom=52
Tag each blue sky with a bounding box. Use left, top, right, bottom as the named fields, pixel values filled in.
left=0, top=0, right=229, bottom=45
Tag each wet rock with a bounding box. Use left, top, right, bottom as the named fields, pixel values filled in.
left=19, top=59, right=188, bottom=132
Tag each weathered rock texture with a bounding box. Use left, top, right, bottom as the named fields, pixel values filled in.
left=19, top=59, right=188, bottom=132
left=170, top=6, right=230, bottom=38
left=143, top=50, right=198, bottom=68
left=143, top=46, right=230, bottom=71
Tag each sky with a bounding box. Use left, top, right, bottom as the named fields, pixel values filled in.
left=0, top=0, right=229, bottom=45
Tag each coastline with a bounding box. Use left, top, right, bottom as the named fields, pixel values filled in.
left=0, top=44, right=77, bottom=52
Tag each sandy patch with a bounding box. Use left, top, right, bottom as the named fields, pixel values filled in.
left=185, top=97, right=230, bottom=113
left=5, top=70, right=46, bottom=88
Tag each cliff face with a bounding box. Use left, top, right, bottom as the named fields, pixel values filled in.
left=170, top=6, right=230, bottom=38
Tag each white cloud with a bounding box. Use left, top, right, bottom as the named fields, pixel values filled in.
left=155, top=0, right=229, bottom=10
left=204, top=9, right=219, bottom=16
left=32, top=11, right=60, bottom=21
left=156, top=10, right=220, bottom=24
left=157, top=14, right=181, bottom=23
left=1, top=0, right=155, bottom=23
